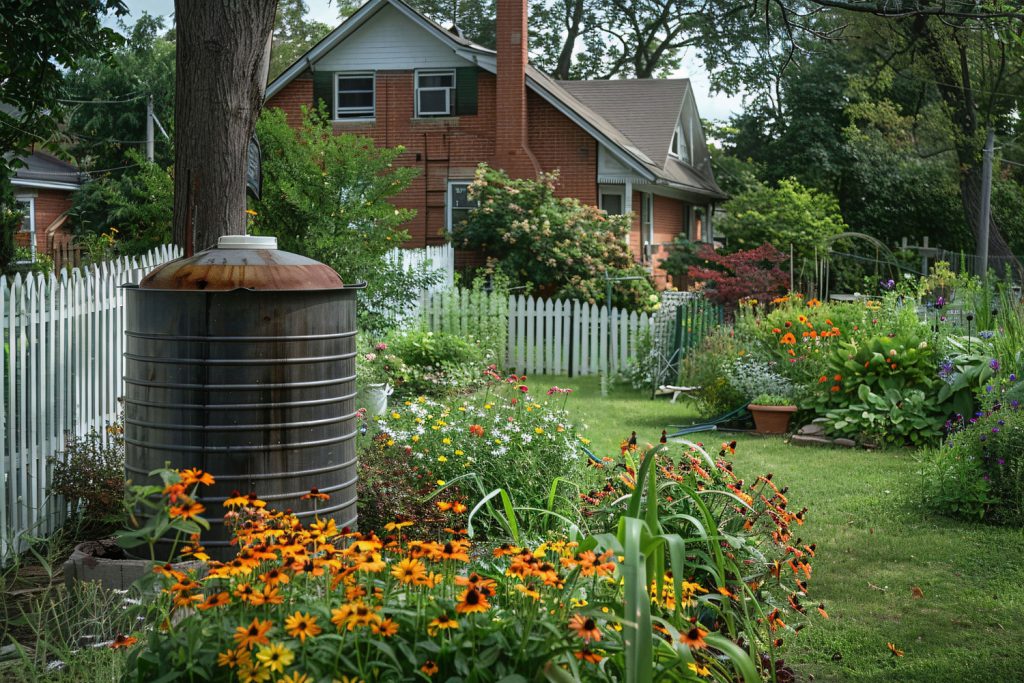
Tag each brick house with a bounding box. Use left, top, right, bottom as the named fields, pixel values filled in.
left=10, top=150, right=82, bottom=262
left=265, top=0, right=726, bottom=285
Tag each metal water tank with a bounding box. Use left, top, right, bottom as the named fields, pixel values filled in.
left=124, top=235, right=362, bottom=557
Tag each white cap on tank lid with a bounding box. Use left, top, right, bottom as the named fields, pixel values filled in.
left=217, top=235, right=278, bottom=250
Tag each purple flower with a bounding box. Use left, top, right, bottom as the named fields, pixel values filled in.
left=1010, top=374, right=1017, bottom=382
left=986, top=385, right=993, bottom=393
left=881, top=278, right=895, bottom=290
left=936, top=296, right=945, bottom=308
left=992, top=427, right=1000, bottom=434
left=990, top=359, right=1000, bottom=371
left=998, top=458, right=1006, bottom=465
left=980, top=435, right=987, bottom=441
left=938, top=359, right=955, bottom=379
left=1012, top=400, right=1020, bottom=409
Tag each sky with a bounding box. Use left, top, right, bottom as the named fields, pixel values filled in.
left=117, top=0, right=744, bottom=121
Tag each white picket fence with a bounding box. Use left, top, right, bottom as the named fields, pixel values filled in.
left=420, top=289, right=652, bottom=376
left=1, top=245, right=181, bottom=558
left=505, top=295, right=651, bottom=376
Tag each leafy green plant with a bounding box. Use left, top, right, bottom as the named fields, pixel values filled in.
left=751, top=393, right=793, bottom=406
left=824, top=384, right=943, bottom=446
left=679, top=328, right=745, bottom=417
left=385, top=328, right=485, bottom=398
left=48, top=425, right=126, bottom=537
left=115, top=468, right=212, bottom=564
left=252, top=106, right=438, bottom=335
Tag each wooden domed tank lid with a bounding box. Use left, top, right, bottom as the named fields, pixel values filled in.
left=139, top=235, right=344, bottom=291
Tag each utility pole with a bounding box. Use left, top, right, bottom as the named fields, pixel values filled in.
left=146, top=94, right=154, bottom=162
left=977, top=128, right=995, bottom=277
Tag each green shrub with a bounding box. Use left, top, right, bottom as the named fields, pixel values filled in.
left=679, top=329, right=745, bottom=417
left=922, top=403, right=1024, bottom=523
left=385, top=328, right=485, bottom=398
left=48, top=425, right=126, bottom=537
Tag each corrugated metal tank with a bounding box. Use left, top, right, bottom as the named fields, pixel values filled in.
left=124, top=235, right=363, bottom=557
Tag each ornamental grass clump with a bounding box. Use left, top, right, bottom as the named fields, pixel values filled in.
left=118, top=467, right=785, bottom=682
left=581, top=439, right=821, bottom=682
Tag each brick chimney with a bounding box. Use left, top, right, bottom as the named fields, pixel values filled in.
left=494, top=0, right=540, bottom=178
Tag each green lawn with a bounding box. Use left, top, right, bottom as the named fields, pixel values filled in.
left=534, top=374, right=1024, bottom=683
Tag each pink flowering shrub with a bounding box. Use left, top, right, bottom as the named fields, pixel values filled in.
left=453, top=164, right=656, bottom=311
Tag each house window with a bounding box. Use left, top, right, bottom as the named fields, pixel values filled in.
left=335, top=72, right=375, bottom=119
left=670, top=123, right=690, bottom=163
left=447, top=181, right=477, bottom=231
left=600, top=192, right=624, bottom=215
left=16, top=198, right=35, bottom=259
left=416, top=70, right=455, bottom=117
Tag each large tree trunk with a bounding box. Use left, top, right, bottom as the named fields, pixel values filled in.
left=173, top=0, right=278, bottom=253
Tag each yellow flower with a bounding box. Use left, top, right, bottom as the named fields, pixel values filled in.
left=442, top=437, right=452, bottom=445
left=437, top=455, right=448, bottom=462
left=534, top=427, right=544, bottom=435
left=411, top=435, right=420, bottom=443
left=427, top=613, right=460, bottom=636
left=255, top=642, right=294, bottom=673
left=437, top=480, right=446, bottom=486
left=454, top=449, right=464, bottom=456
left=688, top=661, right=711, bottom=677
left=391, top=412, right=401, bottom=419
left=284, top=611, right=321, bottom=642
left=278, top=673, right=310, bottom=683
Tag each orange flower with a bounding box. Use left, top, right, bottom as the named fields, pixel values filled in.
left=300, top=487, right=330, bottom=501
left=574, top=648, right=603, bottom=664
left=435, top=501, right=453, bottom=512
left=452, top=501, right=468, bottom=514
left=779, top=332, right=797, bottom=345
left=679, top=626, right=708, bottom=650
left=373, top=618, right=399, bottom=637
left=833, top=374, right=842, bottom=382
left=178, top=468, right=214, bottom=487
left=468, top=424, right=485, bottom=437
left=421, top=659, right=439, bottom=676
left=830, top=385, right=840, bottom=392
left=216, top=647, right=251, bottom=669
left=169, top=501, right=205, bottom=519
left=196, top=592, right=231, bottom=610
left=887, top=642, right=904, bottom=657
left=568, top=614, right=601, bottom=642
left=233, top=618, right=272, bottom=650
left=110, top=633, right=138, bottom=649
left=455, top=587, right=490, bottom=614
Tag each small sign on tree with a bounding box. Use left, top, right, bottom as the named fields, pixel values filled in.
left=246, top=135, right=262, bottom=200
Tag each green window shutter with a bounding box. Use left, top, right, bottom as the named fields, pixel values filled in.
left=454, top=67, right=478, bottom=116
left=312, top=70, right=335, bottom=115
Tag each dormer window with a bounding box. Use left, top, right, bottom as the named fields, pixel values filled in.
left=670, top=122, right=690, bottom=164
left=416, top=70, right=455, bottom=117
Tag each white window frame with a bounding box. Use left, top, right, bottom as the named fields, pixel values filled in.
left=599, top=189, right=625, bottom=216
left=334, top=71, right=375, bottom=120
left=642, top=193, right=654, bottom=262
left=416, top=69, right=456, bottom=117
left=669, top=122, right=690, bottom=163
left=15, top=197, right=35, bottom=260
left=446, top=180, right=477, bottom=232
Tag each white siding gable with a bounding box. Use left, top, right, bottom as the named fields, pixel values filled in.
left=316, top=4, right=473, bottom=71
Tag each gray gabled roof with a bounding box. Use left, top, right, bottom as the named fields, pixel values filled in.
left=265, top=0, right=725, bottom=200
left=11, top=150, right=83, bottom=190
left=556, top=78, right=724, bottom=199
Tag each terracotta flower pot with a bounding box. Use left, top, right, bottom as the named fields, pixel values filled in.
left=747, top=404, right=798, bottom=435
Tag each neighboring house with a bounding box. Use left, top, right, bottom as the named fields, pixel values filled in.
left=10, top=150, right=82, bottom=262
left=265, top=0, right=726, bottom=286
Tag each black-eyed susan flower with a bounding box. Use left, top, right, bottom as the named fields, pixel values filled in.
left=255, top=641, right=294, bottom=673
left=109, top=633, right=138, bottom=649
left=455, top=587, right=490, bottom=614
left=284, top=611, right=322, bottom=642
left=233, top=618, right=272, bottom=650
left=391, top=557, right=427, bottom=585
left=421, top=659, right=439, bottom=676
left=679, top=626, right=708, bottom=650
left=216, top=647, right=251, bottom=669
left=568, top=614, right=601, bottom=642
left=427, top=613, right=460, bottom=636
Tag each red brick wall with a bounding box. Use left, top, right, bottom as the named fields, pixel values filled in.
left=267, top=70, right=600, bottom=250
left=652, top=194, right=686, bottom=289
left=14, top=188, right=73, bottom=255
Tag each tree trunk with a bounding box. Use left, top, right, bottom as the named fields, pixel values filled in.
left=553, top=0, right=585, bottom=80
left=173, top=0, right=278, bottom=253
